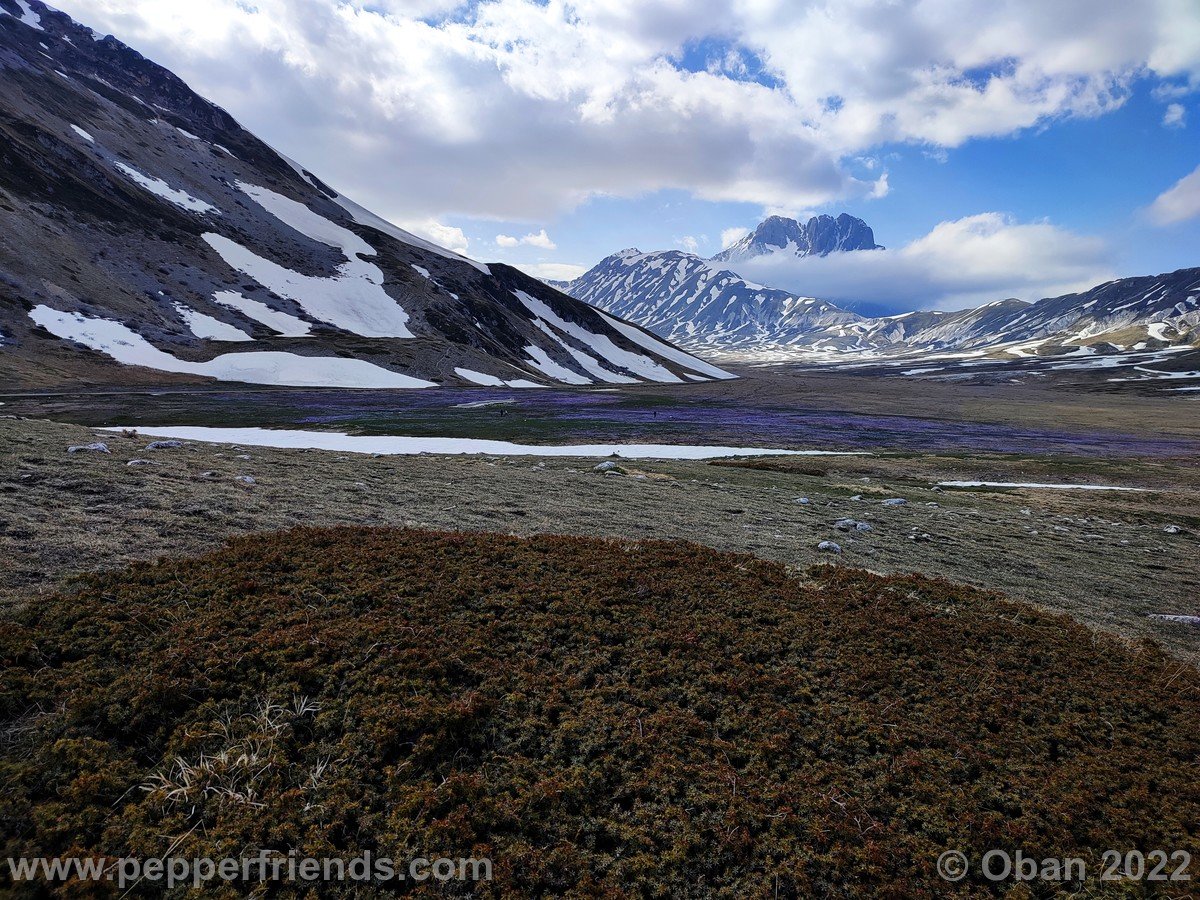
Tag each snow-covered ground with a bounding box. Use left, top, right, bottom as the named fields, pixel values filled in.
left=101, top=425, right=863, bottom=460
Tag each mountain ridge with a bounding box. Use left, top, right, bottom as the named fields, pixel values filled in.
left=561, top=241, right=1200, bottom=359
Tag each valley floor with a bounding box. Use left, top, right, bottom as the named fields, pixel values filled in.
left=2, top=411, right=1197, bottom=663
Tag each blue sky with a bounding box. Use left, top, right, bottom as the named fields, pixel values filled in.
left=56, top=0, right=1200, bottom=311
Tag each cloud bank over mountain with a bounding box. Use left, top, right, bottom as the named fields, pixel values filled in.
left=55, top=0, right=1200, bottom=227
left=734, top=214, right=1114, bottom=312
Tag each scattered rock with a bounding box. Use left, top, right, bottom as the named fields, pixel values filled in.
left=835, top=518, right=873, bottom=532
left=125, top=459, right=153, bottom=466
left=595, top=461, right=628, bottom=476
left=67, top=442, right=109, bottom=454
left=236, top=454, right=252, bottom=460
left=794, top=497, right=811, bottom=505
left=1163, top=525, right=1186, bottom=535
left=145, top=440, right=184, bottom=451
left=817, top=540, right=843, bottom=554
left=235, top=475, right=256, bottom=486
left=881, top=498, right=908, bottom=507
left=909, top=532, right=932, bottom=543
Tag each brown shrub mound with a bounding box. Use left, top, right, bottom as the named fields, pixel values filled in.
left=1, top=527, right=1198, bottom=897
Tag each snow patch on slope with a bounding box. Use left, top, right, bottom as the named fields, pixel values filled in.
left=70, top=124, right=94, bottom=143
left=597, top=311, right=736, bottom=380
left=455, top=367, right=545, bottom=388
left=2, top=0, right=43, bottom=30
left=514, top=291, right=683, bottom=383
left=275, top=153, right=490, bottom=275
left=114, top=162, right=217, bottom=213
left=201, top=181, right=413, bottom=338
left=173, top=303, right=253, bottom=342
left=523, top=345, right=592, bottom=385
left=30, top=306, right=433, bottom=388
left=210, top=291, right=312, bottom=337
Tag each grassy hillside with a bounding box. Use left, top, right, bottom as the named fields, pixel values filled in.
left=2, top=527, right=1198, bottom=896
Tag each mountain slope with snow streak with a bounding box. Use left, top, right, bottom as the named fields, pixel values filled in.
left=0, top=1, right=726, bottom=389
left=563, top=249, right=863, bottom=354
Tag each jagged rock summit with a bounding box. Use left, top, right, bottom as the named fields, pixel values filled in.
left=711, top=213, right=882, bottom=264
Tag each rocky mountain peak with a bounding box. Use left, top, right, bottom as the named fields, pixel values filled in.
left=712, top=213, right=882, bottom=263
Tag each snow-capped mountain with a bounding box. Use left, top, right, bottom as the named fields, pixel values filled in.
left=0, top=0, right=731, bottom=389
left=561, top=243, right=1200, bottom=360
left=857, top=269, right=1200, bottom=356
left=711, top=214, right=882, bottom=264
left=563, top=249, right=862, bottom=352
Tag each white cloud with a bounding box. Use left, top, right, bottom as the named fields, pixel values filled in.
left=51, top=0, right=1200, bottom=222
left=720, top=226, right=750, bottom=249
left=676, top=235, right=701, bottom=253
left=1163, top=102, right=1187, bottom=127
left=405, top=219, right=469, bottom=253
left=1152, top=81, right=1193, bottom=101
left=496, top=229, right=557, bottom=249
left=734, top=213, right=1113, bottom=310
left=520, top=229, right=556, bottom=249
left=517, top=262, right=588, bottom=282
left=1147, top=164, right=1200, bottom=225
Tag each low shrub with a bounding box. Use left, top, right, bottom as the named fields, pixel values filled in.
left=1, top=527, right=1197, bottom=897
